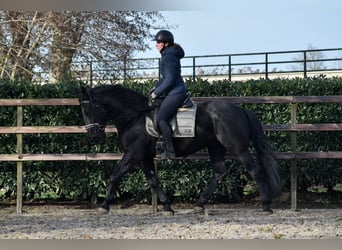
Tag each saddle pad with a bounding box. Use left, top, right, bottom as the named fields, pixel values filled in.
left=146, top=103, right=197, bottom=138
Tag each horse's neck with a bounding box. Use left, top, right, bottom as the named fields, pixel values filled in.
left=112, top=111, right=144, bottom=132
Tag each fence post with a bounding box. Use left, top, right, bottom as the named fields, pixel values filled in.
left=228, top=55, right=232, bottom=81
left=303, top=51, right=307, bottom=78
left=16, top=106, right=23, bottom=213
left=123, top=56, right=127, bottom=80
left=151, top=159, right=158, bottom=213
left=192, top=57, right=196, bottom=80
left=265, top=53, right=269, bottom=80
left=290, top=103, right=298, bottom=211
left=89, top=61, right=93, bottom=86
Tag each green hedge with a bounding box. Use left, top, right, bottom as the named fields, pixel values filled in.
left=0, top=76, right=341, bottom=204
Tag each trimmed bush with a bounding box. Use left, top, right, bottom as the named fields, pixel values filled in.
left=0, top=76, right=341, bottom=203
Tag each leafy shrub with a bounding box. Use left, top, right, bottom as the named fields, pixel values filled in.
left=0, top=76, right=341, bottom=204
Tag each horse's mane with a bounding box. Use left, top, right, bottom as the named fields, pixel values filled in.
left=90, top=84, right=151, bottom=112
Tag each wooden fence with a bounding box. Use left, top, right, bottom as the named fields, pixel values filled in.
left=0, top=96, right=341, bottom=213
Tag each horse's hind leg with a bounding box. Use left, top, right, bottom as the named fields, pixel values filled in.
left=237, top=151, right=273, bottom=213
left=194, top=145, right=227, bottom=213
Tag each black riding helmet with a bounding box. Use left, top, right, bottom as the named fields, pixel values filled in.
left=152, top=30, right=174, bottom=45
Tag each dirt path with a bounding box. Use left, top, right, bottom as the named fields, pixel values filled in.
left=0, top=204, right=341, bottom=239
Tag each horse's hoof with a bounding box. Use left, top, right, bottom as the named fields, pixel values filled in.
left=193, top=206, right=205, bottom=214
left=98, top=207, right=109, bottom=215
left=160, top=210, right=174, bottom=216
left=260, top=209, right=273, bottom=215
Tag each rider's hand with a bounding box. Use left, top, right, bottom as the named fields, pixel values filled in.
left=150, top=92, right=157, bottom=100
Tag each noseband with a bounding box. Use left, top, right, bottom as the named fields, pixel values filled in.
left=84, top=123, right=105, bottom=132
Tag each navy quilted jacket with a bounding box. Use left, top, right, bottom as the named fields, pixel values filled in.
left=153, top=45, right=186, bottom=97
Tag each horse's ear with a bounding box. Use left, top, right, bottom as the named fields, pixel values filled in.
left=80, top=86, right=88, bottom=97
left=80, top=86, right=91, bottom=101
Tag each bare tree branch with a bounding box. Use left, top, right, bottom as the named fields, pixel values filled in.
left=0, top=11, right=165, bottom=82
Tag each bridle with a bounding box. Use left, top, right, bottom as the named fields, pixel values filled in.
left=84, top=122, right=105, bottom=132
left=81, top=99, right=106, bottom=133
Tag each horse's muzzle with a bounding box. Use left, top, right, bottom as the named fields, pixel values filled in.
left=84, top=123, right=106, bottom=142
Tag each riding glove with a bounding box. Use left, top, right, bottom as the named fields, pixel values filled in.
left=150, top=92, right=157, bottom=100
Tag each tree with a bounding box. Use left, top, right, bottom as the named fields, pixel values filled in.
left=0, top=11, right=165, bottom=82
left=44, top=11, right=88, bottom=82
left=71, top=11, right=164, bottom=80
left=0, top=11, right=49, bottom=80
left=292, top=44, right=326, bottom=71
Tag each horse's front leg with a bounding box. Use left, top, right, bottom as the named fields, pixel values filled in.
left=99, top=153, right=137, bottom=215
left=140, top=158, right=174, bottom=215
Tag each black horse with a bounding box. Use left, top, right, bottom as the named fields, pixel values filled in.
left=79, top=84, right=282, bottom=215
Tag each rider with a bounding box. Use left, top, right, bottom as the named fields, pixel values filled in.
left=149, top=30, right=187, bottom=159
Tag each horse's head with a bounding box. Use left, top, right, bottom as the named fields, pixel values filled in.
left=79, top=86, right=108, bottom=142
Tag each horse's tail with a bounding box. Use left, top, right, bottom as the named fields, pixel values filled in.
left=245, top=110, right=283, bottom=199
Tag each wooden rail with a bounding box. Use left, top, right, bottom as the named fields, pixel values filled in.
left=0, top=96, right=341, bottom=213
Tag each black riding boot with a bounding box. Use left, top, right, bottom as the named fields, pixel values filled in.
left=157, top=121, right=175, bottom=159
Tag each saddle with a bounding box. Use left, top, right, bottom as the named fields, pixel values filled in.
left=146, top=92, right=197, bottom=138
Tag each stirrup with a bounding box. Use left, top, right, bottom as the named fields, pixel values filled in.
left=155, top=141, right=175, bottom=159
left=156, top=149, right=175, bottom=160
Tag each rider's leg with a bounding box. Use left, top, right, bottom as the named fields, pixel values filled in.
left=156, top=92, right=186, bottom=159
left=157, top=120, right=175, bottom=159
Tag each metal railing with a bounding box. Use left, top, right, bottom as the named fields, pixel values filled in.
left=50, top=47, right=342, bottom=85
